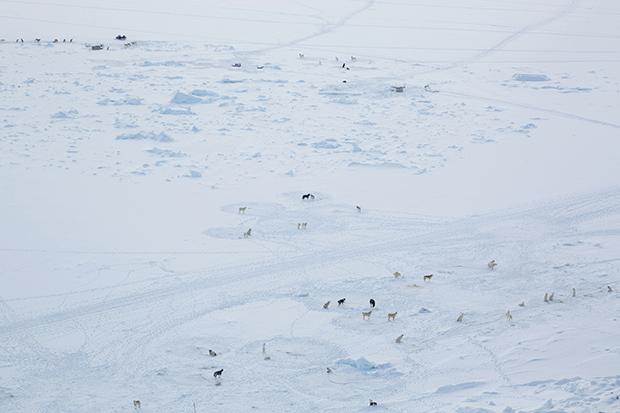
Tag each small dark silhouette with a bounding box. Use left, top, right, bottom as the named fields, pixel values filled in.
left=337, top=298, right=346, bottom=306
left=115, top=34, right=127, bottom=40
left=213, top=369, right=224, bottom=378
left=301, top=193, right=315, bottom=200
left=369, top=299, right=375, bottom=308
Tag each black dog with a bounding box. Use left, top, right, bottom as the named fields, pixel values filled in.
left=115, top=34, right=127, bottom=40
left=301, top=193, right=315, bottom=200
left=337, top=298, right=346, bottom=306
left=369, top=299, right=375, bottom=308
left=213, top=369, right=224, bottom=378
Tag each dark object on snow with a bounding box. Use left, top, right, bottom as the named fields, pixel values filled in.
left=391, top=85, right=405, bottom=93
left=53, top=39, right=58, bottom=43
left=301, top=193, right=315, bottom=200
left=115, top=34, right=127, bottom=40
left=213, top=369, right=224, bottom=378
left=35, top=38, right=41, bottom=42
left=369, top=299, right=375, bottom=308
left=337, top=298, right=346, bottom=306
left=232, top=63, right=241, bottom=67
left=91, top=44, right=104, bottom=50
left=369, top=399, right=378, bottom=406
left=208, top=349, right=217, bottom=357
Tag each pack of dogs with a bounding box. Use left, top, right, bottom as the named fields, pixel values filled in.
left=17, top=38, right=73, bottom=44
left=3, top=39, right=607, bottom=410
left=224, top=192, right=618, bottom=408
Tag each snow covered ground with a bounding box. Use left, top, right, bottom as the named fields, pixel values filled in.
left=1, top=0, right=619, bottom=412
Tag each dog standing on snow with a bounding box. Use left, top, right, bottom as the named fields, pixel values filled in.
left=133, top=400, right=141, bottom=409
left=423, top=274, right=433, bottom=282
left=238, top=206, right=247, bottom=214
left=337, top=298, right=346, bottom=306
left=213, top=369, right=224, bottom=385
left=387, top=312, right=397, bottom=321
left=243, top=228, right=252, bottom=238
left=393, top=271, right=402, bottom=279
left=488, top=260, right=497, bottom=270
left=362, top=310, right=372, bottom=320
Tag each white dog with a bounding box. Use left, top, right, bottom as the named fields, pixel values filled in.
left=362, top=310, right=372, bottom=320
left=505, top=310, right=512, bottom=322
left=238, top=207, right=247, bottom=214
left=387, top=312, right=397, bottom=321
left=133, top=400, right=141, bottom=409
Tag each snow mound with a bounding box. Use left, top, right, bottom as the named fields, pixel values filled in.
left=190, top=89, right=218, bottom=97
left=312, top=139, right=341, bottom=149
left=145, top=147, right=186, bottom=158
left=336, top=357, right=399, bottom=376
left=51, top=109, right=79, bottom=119
left=157, top=105, right=195, bottom=115
left=170, top=92, right=202, bottom=105
left=512, top=73, right=550, bottom=82
left=116, top=132, right=173, bottom=142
